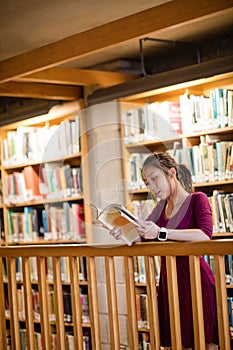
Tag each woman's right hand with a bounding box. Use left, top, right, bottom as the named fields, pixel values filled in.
left=109, top=227, right=123, bottom=240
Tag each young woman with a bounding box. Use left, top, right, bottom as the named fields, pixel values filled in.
left=110, top=152, right=218, bottom=350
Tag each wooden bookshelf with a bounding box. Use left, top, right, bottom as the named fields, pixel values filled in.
left=0, top=100, right=95, bottom=246
left=120, top=72, right=233, bottom=238
left=119, top=71, right=233, bottom=347
left=0, top=100, right=95, bottom=347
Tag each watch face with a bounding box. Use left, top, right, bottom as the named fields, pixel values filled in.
left=158, top=228, right=167, bottom=241
left=159, top=230, right=167, bottom=240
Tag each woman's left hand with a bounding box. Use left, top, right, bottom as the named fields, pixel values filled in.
left=137, top=220, right=160, bottom=239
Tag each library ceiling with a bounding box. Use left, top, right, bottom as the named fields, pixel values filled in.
left=0, top=0, right=233, bottom=124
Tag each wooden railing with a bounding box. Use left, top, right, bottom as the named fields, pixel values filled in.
left=0, top=240, right=232, bottom=350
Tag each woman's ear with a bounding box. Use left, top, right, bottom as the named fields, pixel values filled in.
left=169, top=167, right=176, bottom=177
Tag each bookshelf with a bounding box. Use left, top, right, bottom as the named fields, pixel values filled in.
left=0, top=100, right=94, bottom=245
left=120, top=71, right=233, bottom=239
left=119, top=71, right=233, bottom=345
left=0, top=101, right=94, bottom=348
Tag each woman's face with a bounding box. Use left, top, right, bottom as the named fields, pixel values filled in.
left=142, top=165, right=171, bottom=200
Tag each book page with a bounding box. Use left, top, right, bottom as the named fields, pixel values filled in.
left=98, top=207, right=139, bottom=245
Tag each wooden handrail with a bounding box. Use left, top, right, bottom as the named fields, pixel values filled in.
left=1, top=239, right=232, bottom=257
left=0, top=240, right=232, bottom=350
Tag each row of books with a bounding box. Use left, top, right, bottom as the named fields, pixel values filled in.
left=122, top=101, right=182, bottom=144
left=139, top=332, right=151, bottom=350
left=130, top=199, right=156, bottom=221
left=49, top=289, right=90, bottom=324
left=180, top=88, right=233, bottom=133
left=172, top=138, right=233, bottom=183
left=4, top=164, right=82, bottom=205
left=126, top=139, right=233, bottom=190
left=209, top=191, right=233, bottom=234
left=57, top=256, right=87, bottom=283
left=17, top=329, right=91, bottom=350
left=5, top=285, right=90, bottom=325
left=53, top=333, right=91, bottom=350
left=204, top=254, right=233, bottom=285
left=2, top=116, right=80, bottom=166
left=2, top=256, right=87, bottom=283
left=134, top=256, right=161, bottom=284
left=122, top=87, right=233, bottom=143
left=7, top=203, right=86, bottom=243
left=19, top=329, right=44, bottom=350
left=40, top=163, right=82, bottom=200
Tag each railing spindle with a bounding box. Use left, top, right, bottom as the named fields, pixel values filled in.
left=37, top=257, right=51, bottom=350
left=105, top=256, right=120, bottom=349
left=189, top=255, right=205, bottom=350
left=87, top=256, right=101, bottom=350
left=166, top=255, right=182, bottom=350
left=214, top=255, right=231, bottom=350
left=69, top=256, right=84, bottom=349
left=7, top=257, right=21, bottom=349
left=22, top=257, right=36, bottom=350
left=124, top=256, right=139, bottom=349
left=0, top=257, right=7, bottom=350
left=52, top=256, right=66, bottom=349
left=144, top=256, right=160, bottom=350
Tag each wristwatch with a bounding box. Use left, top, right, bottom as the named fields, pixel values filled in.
left=158, top=227, right=168, bottom=241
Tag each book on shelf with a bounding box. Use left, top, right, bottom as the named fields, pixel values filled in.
left=92, top=203, right=140, bottom=246
left=224, top=255, right=233, bottom=285
left=133, top=255, right=161, bottom=284
left=139, top=332, right=151, bottom=350
left=228, top=297, right=233, bottom=338
left=211, top=190, right=233, bottom=233
left=63, top=291, right=72, bottom=323
left=80, top=293, right=90, bottom=323
left=66, top=333, right=76, bottom=350
left=23, top=165, right=42, bottom=200
left=126, top=153, right=149, bottom=190
left=147, top=100, right=183, bottom=139
left=136, top=292, right=149, bottom=329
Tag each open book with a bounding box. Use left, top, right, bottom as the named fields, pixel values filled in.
left=92, top=204, right=140, bottom=246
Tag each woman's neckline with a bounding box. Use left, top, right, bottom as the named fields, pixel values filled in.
left=164, top=193, right=192, bottom=220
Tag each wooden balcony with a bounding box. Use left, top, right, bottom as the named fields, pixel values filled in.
left=0, top=240, right=232, bottom=350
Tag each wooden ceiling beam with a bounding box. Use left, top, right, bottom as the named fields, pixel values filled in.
left=0, top=0, right=232, bottom=83
left=15, top=67, right=137, bottom=87
left=0, top=82, right=81, bottom=100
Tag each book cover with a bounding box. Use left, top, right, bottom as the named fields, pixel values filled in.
left=23, top=165, right=41, bottom=199
left=93, top=204, right=140, bottom=246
